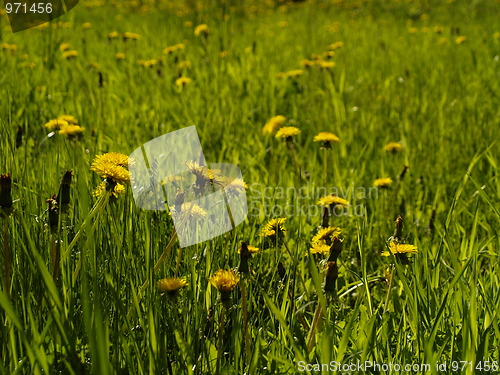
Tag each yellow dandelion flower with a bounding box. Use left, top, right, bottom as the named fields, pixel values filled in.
left=115, top=52, right=126, bottom=60
left=316, top=60, right=335, bottom=69
left=260, top=217, right=287, bottom=237
left=1, top=43, right=17, bottom=52
left=309, top=241, right=331, bottom=255
left=175, top=77, right=192, bottom=87
left=300, top=59, right=315, bottom=68
left=91, top=163, right=130, bottom=185
left=262, top=115, right=287, bottom=135
left=238, top=245, right=259, bottom=254
left=374, top=178, right=393, bottom=188
left=209, top=269, right=239, bottom=293
left=59, top=43, right=71, bottom=52
left=62, top=50, right=78, bottom=60
left=139, top=59, right=158, bottom=68
left=317, top=195, right=349, bottom=207
left=123, top=32, right=141, bottom=41
left=275, top=126, right=300, bottom=139
left=383, top=142, right=403, bottom=153
left=455, top=36, right=467, bottom=44
left=178, top=60, right=192, bottom=70
left=284, top=69, right=303, bottom=78
left=59, top=124, right=85, bottom=136
left=323, top=50, right=336, bottom=58
left=44, top=119, right=69, bottom=131
left=93, top=181, right=126, bottom=198
left=328, top=41, right=344, bottom=50
left=108, top=31, right=119, bottom=39
left=311, top=226, right=342, bottom=244
left=170, top=202, right=207, bottom=220
left=220, top=177, right=248, bottom=196
left=186, top=161, right=221, bottom=183
left=58, top=115, right=78, bottom=124
left=157, top=277, right=188, bottom=294
left=408, top=27, right=418, bottom=34
left=91, top=152, right=131, bottom=185
left=381, top=242, right=418, bottom=257
left=194, top=24, right=209, bottom=37
left=82, top=22, right=92, bottom=29
left=313, top=132, right=340, bottom=146
left=92, top=152, right=129, bottom=167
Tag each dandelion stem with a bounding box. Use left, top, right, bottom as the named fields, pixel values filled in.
left=215, top=307, right=226, bottom=375
left=307, top=301, right=323, bottom=352
left=240, top=278, right=251, bottom=365
left=324, top=150, right=329, bottom=186
left=383, top=265, right=395, bottom=313
left=50, top=233, right=59, bottom=282
left=3, top=218, right=10, bottom=300
left=286, top=139, right=301, bottom=182
left=174, top=246, right=183, bottom=276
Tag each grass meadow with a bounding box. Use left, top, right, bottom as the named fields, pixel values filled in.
left=0, top=0, right=499, bottom=373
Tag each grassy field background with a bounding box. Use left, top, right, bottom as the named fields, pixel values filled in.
left=0, top=0, right=499, bottom=373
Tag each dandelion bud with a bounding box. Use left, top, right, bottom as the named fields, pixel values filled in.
left=47, top=195, right=59, bottom=232
left=427, top=209, right=436, bottom=236
left=174, top=189, right=185, bottom=213
left=321, top=206, right=329, bottom=228
left=393, top=216, right=404, bottom=242
left=15, top=126, right=23, bottom=149
left=56, top=170, right=73, bottom=208
left=324, top=261, right=338, bottom=294
left=327, top=236, right=342, bottom=262
left=277, top=261, right=286, bottom=280
left=238, top=242, right=251, bottom=274
left=0, top=174, right=13, bottom=209
left=398, top=165, right=409, bottom=181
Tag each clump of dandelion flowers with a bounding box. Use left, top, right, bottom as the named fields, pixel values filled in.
left=90, top=152, right=131, bottom=186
